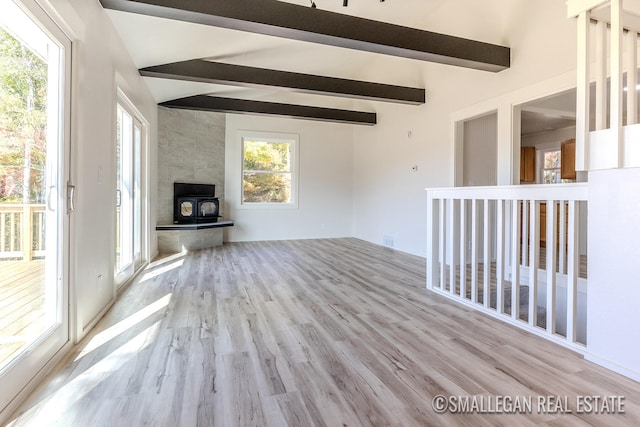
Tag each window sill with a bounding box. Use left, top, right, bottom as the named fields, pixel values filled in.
left=237, top=203, right=298, bottom=210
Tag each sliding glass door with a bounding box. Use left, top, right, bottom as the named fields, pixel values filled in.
left=0, top=0, right=70, bottom=415
left=115, top=97, right=145, bottom=288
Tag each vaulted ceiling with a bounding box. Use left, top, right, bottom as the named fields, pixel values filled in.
left=101, top=0, right=517, bottom=125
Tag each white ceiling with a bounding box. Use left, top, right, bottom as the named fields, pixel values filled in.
left=104, top=0, right=526, bottom=107
left=104, top=0, right=582, bottom=135
left=521, top=89, right=577, bottom=136
left=106, top=8, right=425, bottom=106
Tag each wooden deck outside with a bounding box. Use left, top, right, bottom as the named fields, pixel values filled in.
left=0, top=260, right=46, bottom=369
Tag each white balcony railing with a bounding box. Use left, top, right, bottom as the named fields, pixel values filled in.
left=426, top=184, right=588, bottom=350
left=569, top=0, right=640, bottom=171
left=0, top=204, right=46, bottom=261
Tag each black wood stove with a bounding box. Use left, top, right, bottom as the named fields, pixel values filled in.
left=173, top=182, right=220, bottom=224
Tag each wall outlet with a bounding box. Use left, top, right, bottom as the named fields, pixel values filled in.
left=383, top=234, right=394, bottom=248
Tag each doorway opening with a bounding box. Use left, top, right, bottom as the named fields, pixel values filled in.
left=518, top=89, right=584, bottom=185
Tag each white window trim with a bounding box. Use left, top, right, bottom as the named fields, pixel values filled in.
left=237, top=130, right=299, bottom=210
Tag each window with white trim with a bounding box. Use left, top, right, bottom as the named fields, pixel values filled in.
left=240, top=131, right=298, bottom=207
left=542, top=149, right=561, bottom=184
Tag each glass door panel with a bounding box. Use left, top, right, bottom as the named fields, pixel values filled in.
left=0, top=0, right=69, bottom=414
left=115, top=101, right=144, bottom=288
left=133, top=119, right=142, bottom=269
left=115, top=106, right=132, bottom=278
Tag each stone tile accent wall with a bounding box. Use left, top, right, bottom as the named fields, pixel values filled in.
left=157, top=107, right=226, bottom=225
left=157, top=228, right=224, bottom=253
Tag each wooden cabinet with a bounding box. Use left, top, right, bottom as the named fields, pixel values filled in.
left=520, top=146, right=535, bottom=183
left=561, top=139, right=576, bottom=180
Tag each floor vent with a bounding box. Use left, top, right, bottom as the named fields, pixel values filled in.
left=383, top=235, right=394, bottom=248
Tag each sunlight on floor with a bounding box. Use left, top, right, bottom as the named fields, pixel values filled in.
left=7, top=320, right=162, bottom=426
left=138, top=253, right=185, bottom=283
left=74, top=293, right=172, bottom=362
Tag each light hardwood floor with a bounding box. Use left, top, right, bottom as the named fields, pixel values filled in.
left=6, top=238, right=640, bottom=426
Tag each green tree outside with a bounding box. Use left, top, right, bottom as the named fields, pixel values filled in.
left=243, top=140, right=292, bottom=203
left=0, top=26, right=48, bottom=204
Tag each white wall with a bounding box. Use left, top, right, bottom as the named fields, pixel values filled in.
left=352, top=0, right=577, bottom=256
left=46, top=0, right=158, bottom=339
left=463, top=113, right=498, bottom=187
left=586, top=168, right=640, bottom=381
left=353, top=103, right=439, bottom=256
left=224, top=114, right=354, bottom=241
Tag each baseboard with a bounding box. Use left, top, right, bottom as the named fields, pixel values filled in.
left=354, top=236, right=427, bottom=258
left=584, top=353, right=640, bottom=383
left=116, top=262, right=149, bottom=296
left=79, top=262, right=149, bottom=342
left=382, top=243, right=426, bottom=259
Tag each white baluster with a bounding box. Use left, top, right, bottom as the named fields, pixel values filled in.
left=483, top=199, right=491, bottom=308
left=496, top=199, right=505, bottom=314
left=511, top=200, right=521, bottom=319
left=596, top=20, right=608, bottom=131
left=439, top=198, right=446, bottom=291
left=521, top=200, right=529, bottom=267
left=449, top=198, right=457, bottom=296
left=627, top=30, right=638, bottom=125
left=611, top=0, right=624, bottom=168
left=426, top=194, right=436, bottom=289
left=471, top=199, right=478, bottom=304
left=576, top=11, right=591, bottom=171
left=0, top=212, right=5, bottom=253
left=10, top=212, right=16, bottom=252
left=559, top=201, right=567, bottom=274
left=460, top=199, right=467, bottom=299
left=566, top=201, right=580, bottom=343
left=546, top=200, right=557, bottom=334
left=528, top=200, right=539, bottom=326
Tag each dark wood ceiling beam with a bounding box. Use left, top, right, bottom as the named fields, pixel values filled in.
left=159, top=95, right=376, bottom=126
left=140, top=60, right=425, bottom=105
left=100, top=0, right=510, bottom=72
